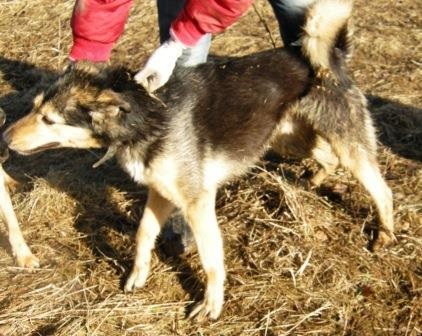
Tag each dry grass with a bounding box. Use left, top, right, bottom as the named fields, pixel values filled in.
left=0, top=0, right=421, bottom=335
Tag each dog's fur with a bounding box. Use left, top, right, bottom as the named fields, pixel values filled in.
left=3, top=0, right=394, bottom=319
left=0, top=108, right=39, bottom=268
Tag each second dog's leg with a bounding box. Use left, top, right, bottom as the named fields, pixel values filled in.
left=0, top=165, right=39, bottom=268
left=124, top=188, right=174, bottom=291
left=311, top=136, right=339, bottom=186
left=187, top=190, right=225, bottom=320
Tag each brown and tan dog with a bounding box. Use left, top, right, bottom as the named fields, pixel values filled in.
left=3, top=0, right=394, bottom=319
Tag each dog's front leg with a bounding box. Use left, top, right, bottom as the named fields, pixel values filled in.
left=0, top=165, right=39, bottom=268
left=186, top=190, right=225, bottom=320
left=124, top=187, right=175, bottom=291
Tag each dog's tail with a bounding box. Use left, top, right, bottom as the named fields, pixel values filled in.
left=291, top=0, right=372, bottom=145
left=301, top=0, right=353, bottom=73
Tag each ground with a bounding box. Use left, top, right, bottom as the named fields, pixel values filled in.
left=0, top=0, right=421, bottom=335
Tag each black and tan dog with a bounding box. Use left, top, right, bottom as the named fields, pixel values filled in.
left=3, top=0, right=394, bottom=319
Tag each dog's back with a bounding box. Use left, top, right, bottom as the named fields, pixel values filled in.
left=161, top=49, right=310, bottom=163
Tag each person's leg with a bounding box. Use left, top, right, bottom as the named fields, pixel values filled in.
left=267, top=0, right=316, bottom=46
left=155, top=0, right=210, bottom=256
left=156, top=0, right=211, bottom=66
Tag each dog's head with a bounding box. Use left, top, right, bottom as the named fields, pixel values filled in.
left=3, top=63, right=139, bottom=155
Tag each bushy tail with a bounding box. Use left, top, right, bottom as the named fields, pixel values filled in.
left=301, top=0, right=353, bottom=72
left=292, top=0, right=369, bottom=142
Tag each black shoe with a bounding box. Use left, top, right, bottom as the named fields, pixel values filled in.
left=159, top=211, right=195, bottom=257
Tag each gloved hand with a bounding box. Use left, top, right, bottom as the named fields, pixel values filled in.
left=135, top=37, right=186, bottom=92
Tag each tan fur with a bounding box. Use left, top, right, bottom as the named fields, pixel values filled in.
left=185, top=188, right=225, bottom=320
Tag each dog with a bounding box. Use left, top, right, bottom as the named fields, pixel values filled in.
left=0, top=108, right=40, bottom=268
left=3, top=0, right=394, bottom=319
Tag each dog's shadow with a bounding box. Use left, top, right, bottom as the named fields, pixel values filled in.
left=0, top=56, right=421, bottom=304
left=367, top=94, right=422, bottom=162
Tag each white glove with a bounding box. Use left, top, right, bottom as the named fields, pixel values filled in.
left=135, top=37, right=185, bottom=92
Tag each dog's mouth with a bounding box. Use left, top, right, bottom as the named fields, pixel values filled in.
left=16, top=142, right=61, bottom=155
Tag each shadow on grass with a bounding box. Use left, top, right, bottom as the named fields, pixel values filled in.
left=367, top=95, right=422, bottom=162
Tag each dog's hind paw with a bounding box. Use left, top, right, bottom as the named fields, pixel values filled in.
left=189, top=295, right=223, bottom=321
left=124, top=266, right=148, bottom=292
left=16, top=253, right=40, bottom=269
left=373, top=231, right=397, bottom=251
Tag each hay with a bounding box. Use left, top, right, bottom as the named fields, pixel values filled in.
left=0, top=0, right=421, bottom=335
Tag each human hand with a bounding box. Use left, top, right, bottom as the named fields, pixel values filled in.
left=135, top=37, right=185, bottom=92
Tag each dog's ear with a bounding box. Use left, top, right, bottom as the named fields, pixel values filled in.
left=97, top=90, right=131, bottom=114
left=33, top=93, right=45, bottom=109
left=89, top=90, right=131, bottom=130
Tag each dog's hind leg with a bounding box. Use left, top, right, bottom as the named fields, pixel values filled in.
left=124, top=187, right=175, bottom=291
left=0, top=165, right=39, bottom=268
left=333, top=141, right=395, bottom=249
left=310, top=136, right=339, bottom=187
left=186, top=189, right=225, bottom=320
left=270, top=119, right=338, bottom=187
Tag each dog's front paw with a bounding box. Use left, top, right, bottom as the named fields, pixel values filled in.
left=124, top=266, right=149, bottom=292
left=16, top=252, right=40, bottom=269
left=189, top=293, right=223, bottom=321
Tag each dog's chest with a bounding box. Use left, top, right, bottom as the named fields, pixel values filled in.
left=118, top=150, right=183, bottom=205
left=122, top=159, right=146, bottom=184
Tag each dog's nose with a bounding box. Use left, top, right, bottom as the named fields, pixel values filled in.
left=0, top=107, right=5, bottom=127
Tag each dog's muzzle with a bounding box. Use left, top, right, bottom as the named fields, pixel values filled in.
left=13, top=142, right=61, bottom=156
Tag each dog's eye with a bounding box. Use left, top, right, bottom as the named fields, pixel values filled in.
left=41, top=115, right=55, bottom=125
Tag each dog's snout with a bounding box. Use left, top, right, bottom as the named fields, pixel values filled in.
left=0, top=107, right=5, bottom=127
